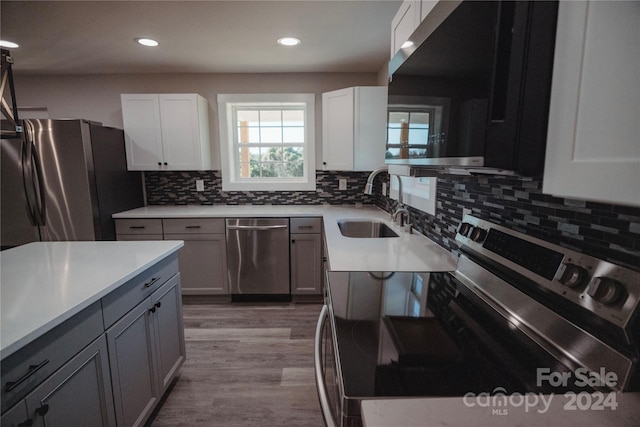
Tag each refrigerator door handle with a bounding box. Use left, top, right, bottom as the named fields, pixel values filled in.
left=21, top=130, right=39, bottom=226
left=30, top=138, right=46, bottom=225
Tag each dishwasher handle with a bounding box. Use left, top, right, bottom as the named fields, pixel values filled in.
left=314, top=305, right=337, bottom=427
left=226, top=224, right=288, bottom=231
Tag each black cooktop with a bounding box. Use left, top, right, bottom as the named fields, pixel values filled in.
left=327, top=271, right=591, bottom=399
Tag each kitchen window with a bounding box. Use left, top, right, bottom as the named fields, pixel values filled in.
left=218, top=94, right=316, bottom=191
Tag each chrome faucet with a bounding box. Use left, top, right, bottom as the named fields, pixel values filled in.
left=392, top=207, right=410, bottom=227
left=364, top=166, right=403, bottom=205
left=364, top=166, right=411, bottom=232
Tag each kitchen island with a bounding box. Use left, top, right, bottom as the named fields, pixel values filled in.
left=1, top=240, right=185, bottom=427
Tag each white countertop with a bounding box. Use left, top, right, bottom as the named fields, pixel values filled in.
left=113, top=205, right=458, bottom=272
left=361, top=393, right=640, bottom=427
left=0, top=240, right=184, bottom=359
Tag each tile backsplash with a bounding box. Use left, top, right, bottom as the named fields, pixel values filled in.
left=373, top=174, right=640, bottom=272
left=145, top=170, right=640, bottom=271
left=144, top=170, right=372, bottom=205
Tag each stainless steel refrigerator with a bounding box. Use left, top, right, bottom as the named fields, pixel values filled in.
left=1, top=119, right=144, bottom=248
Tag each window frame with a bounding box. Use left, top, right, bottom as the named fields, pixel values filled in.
left=218, top=93, right=316, bottom=192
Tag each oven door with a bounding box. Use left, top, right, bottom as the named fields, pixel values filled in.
left=315, top=305, right=340, bottom=427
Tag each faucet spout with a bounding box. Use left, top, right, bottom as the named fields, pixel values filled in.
left=363, top=166, right=404, bottom=206
left=363, top=166, right=389, bottom=195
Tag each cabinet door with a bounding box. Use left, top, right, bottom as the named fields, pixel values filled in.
left=0, top=401, right=29, bottom=427
left=121, top=94, right=164, bottom=171
left=391, top=0, right=421, bottom=57
left=150, top=275, right=186, bottom=392
left=166, top=233, right=228, bottom=295
left=353, top=87, right=387, bottom=171
left=25, top=336, right=115, bottom=427
left=107, top=298, right=159, bottom=427
left=290, top=233, right=322, bottom=295
left=322, top=87, right=355, bottom=171
left=159, top=94, right=210, bottom=171
left=543, top=1, right=640, bottom=206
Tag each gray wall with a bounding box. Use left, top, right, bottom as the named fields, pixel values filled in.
left=13, top=72, right=381, bottom=170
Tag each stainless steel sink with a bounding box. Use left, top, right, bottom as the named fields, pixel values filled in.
left=337, top=220, right=399, bottom=238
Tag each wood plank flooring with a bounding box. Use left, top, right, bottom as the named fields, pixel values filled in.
left=147, top=302, right=325, bottom=427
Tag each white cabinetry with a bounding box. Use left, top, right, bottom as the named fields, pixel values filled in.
left=322, top=87, right=387, bottom=171
left=543, top=1, right=640, bottom=207
left=121, top=94, right=211, bottom=171
left=391, top=1, right=421, bottom=58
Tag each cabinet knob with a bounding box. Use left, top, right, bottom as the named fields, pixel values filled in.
left=158, top=162, right=162, bottom=166
left=35, top=404, right=49, bottom=417
left=164, top=162, right=168, bottom=166
left=291, top=239, right=296, bottom=243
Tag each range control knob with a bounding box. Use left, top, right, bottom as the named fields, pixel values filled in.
left=469, top=227, right=487, bottom=243
left=458, top=222, right=472, bottom=237
left=557, top=264, right=589, bottom=288
left=586, top=277, right=624, bottom=305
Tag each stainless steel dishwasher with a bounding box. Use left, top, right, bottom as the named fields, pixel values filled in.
left=226, top=218, right=290, bottom=296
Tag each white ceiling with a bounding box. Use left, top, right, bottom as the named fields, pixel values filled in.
left=1, top=0, right=402, bottom=74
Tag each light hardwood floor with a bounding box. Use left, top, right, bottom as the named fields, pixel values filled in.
left=147, top=302, right=325, bottom=426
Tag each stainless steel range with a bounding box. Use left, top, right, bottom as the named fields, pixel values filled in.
left=314, top=215, right=640, bottom=427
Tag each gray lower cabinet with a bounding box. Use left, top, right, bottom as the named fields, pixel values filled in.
left=163, top=218, right=227, bottom=295
left=25, top=336, right=115, bottom=427
left=106, top=274, right=185, bottom=427
left=1, top=337, right=115, bottom=427
left=290, top=218, right=323, bottom=296
left=116, top=218, right=228, bottom=295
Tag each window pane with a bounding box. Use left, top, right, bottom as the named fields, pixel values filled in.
left=261, top=146, right=283, bottom=161
left=236, top=110, right=259, bottom=125
left=386, top=147, right=400, bottom=159
left=287, top=160, right=304, bottom=177
left=408, top=128, right=428, bottom=145
left=237, top=127, right=260, bottom=143
left=284, top=146, right=303, bottom=161
left=283, top=110, right=304, bottom=125
left=260, top=110, right=282, bottom=126
left=388, top=112, right=409, bottom=128
left=387, top=128, right=401, bottom=144
left=260, top=127, right=282, bottom=143
left=410, top=112, right=430, bottom=125
left=283, top=127, right=304, bottom=143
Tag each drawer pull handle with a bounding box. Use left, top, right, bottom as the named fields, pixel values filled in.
left=5, top=359, right=50, bottom=392
left=35, top=404, right=49, bottom=416
left=129, top=226, right=146, bottom=229
left=185, top=225, right=201, bottom=229
left=298, top=225, right=314, bottom=229
left=17, top=419, right=34, bottom=427
left=143, top=277, right=161, bottom=288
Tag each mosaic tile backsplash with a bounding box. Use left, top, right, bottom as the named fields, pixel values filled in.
left=145, top=171, right=372, bottom=205
left=145, top=170, right=640, bottom=271
left=373, top=174, right=640, bottom=272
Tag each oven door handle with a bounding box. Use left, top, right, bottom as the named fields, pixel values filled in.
left=314, top=304, right=337, bottom=427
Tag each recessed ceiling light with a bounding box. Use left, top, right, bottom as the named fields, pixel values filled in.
left=277, top=37, right=301, bottom=47
left=135, top=38, right=159, bottom=47
left=0, top=40, right=20, bottom=48
left=401, top=41, right=414, bottom=49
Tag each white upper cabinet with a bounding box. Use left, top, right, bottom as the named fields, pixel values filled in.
left=322, top=86, right=387, bottom=171
left=121, top=93, right=211, bottom=171
left=543, top=1, right=640, bottom=207
left=391, top=1, right=422, bottom=58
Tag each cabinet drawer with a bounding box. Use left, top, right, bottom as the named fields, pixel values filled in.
left=290, top=217, right=322, bottom=234
left=163, top=218, right=224, bottom=234
left=1, top=302, right=104, bottom=411
left=115, top=219, right=163, bottom=235
left=101, top=255, right=179, bottom=328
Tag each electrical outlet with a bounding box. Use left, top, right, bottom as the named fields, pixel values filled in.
left=462, top=208, right=472, bottom=218
left=339, top=179, right=347, bottom=190
left=196, top=179, right=205, bottom=192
